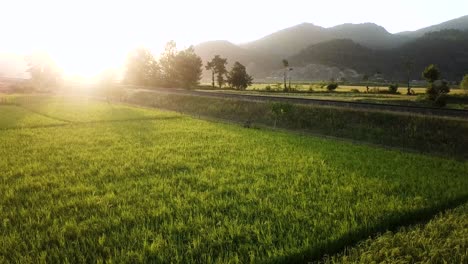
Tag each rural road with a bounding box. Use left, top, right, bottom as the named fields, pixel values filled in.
left=125, top=86, right=468, bottom=119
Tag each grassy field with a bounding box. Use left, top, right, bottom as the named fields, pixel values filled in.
left=198, top=84, right=468, bottom=109
left=1, top=95, right=467, bottom=263
left=0, top=105, right=65, bottom=129
left=321, top=202, right=468, bottom=263
left=245, top=83, right=465, bottom=94
left=128, top=91, right=468, bottom=158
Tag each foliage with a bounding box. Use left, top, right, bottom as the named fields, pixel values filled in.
left=226, top=62, right=253, bottom=90
left=461, top=74, right=468, bottom=93
left=327, top=83, right=338, bottom=91
left=427, top=80, right=451, bottom=103
left=124, top=48, right=160, bottom=86
left=159, top=41, right=178, bottom=87
left=422, top=64, right=441, bottom=83
left=282, top=59, right=290, bottom=90
left=26, top=53, right=62, bottom=91
left=388, top=84, right=399, bottom=94
left=174, top=47, right=203, bottom=89
left=205, top=61, right=215, bottom=87
left=422, top=65, right=450, bottom=104
left=270, top=102, right=293, bottom=128
left=124, top=42, right=202, bottom=89
left=206, top=55, right=228, bottom=88
left=321, top=202, right=468, bottom=264
left=1, top=95, right=468, bottom=263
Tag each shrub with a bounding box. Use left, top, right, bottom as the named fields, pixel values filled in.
left=270, top=102, right=294, bottom=128
left=327, top=83, right=338, bottom=91
left=461, top=74, right=468, bottom=93
left=265, top=85, right=271, bottom=91
left=8, top=82, right=35, bottom=93
left=427, top=80, right=450, bottom=101
left=350, top=88, right=360, bottom=93
left=388, top=84, right=399, bottom=94
left=434, top=96, right=447, bottom=107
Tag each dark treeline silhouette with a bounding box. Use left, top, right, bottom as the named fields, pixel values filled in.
left=125, top=42, right=253, bottom=90
left=124, top=41, right=202, bottom=89
left=204, top=55, right=253, bottom=90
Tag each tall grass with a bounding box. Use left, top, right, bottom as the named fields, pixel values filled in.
left=127, top=91, right=468, bottom=158
left=0, top=97, right=467, bottom=263
left=321, top=202, right=468, bottom=263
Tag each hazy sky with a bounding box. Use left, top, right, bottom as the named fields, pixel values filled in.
left=1, top=0, right=467, bottom=76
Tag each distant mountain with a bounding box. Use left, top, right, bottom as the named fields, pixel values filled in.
left=195, top=16, right=468, bottom=82
left=194, top=40, right=278, bottom=80
left=288, top=29, right=468, bottom=81
left=328, top=23, right=410, bottom=49
left=240, top=22, right=410, bottom=57
left=240, top=23, right=330, bottom=57
left=397, top=15, right=468, bottom=38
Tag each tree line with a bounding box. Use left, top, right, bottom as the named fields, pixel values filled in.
left=124, top=42, right=253, bottom=90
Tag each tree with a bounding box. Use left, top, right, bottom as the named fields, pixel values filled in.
left=362, top=74, right=370, bottom=93
left=461, top=74, right=468, bottom=93
left=26, top=53, right=62, bottom=91
left=288, top=67, right=293, bottom=89
left=124, top=48, right=160, bottom=86
left=282, top=59, right=289, bottom=90
left=227, top=62, right=253, bottom=90
left=205, top=61, right=215, bottom=88
left=174, top=46, right=203, bottom=89
left=160, top=41, right=178, bottom=87
left=422, top=64, right=440, bottom=83
left=422, top=64, right=450, bottom=104
left=326, top=82, right=338, bottom=91
left=206, top=55, right=228, bottom=88
left=404, top=59, right=414, bottom=95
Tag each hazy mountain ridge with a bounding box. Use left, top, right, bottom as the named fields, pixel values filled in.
left=194, top=40, right=278, bottom=81
left=288, top=29, right=468, bottom=81
left=195, top=15, right=468, bottom=81
left=397, top=15, right=468, bottom=37
left=239, top=22, right=411, bottom=57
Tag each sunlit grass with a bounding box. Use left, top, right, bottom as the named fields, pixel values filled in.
left=0, top=96, right=467, bottom=263
left=0, top=105, right=65, bottom=129
left=11, top=95, right=180, bottom=123
left=321, top=202, right=468, bottom=263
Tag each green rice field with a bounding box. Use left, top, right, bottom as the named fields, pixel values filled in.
left=322, top=202, right=468, bottom=263
left=0, top=95, right=467, bottom=263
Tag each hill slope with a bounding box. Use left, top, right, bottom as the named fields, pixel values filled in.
left=240, top=22, right=408, bottom=57
left=288, top=29, right=468, bottom=81
left=398, top=15, right=468, bottom=38
left=194, top=40, right=278, bottom=80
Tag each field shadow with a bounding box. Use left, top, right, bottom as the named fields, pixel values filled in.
left=266, top=194, right=468, bottom=264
